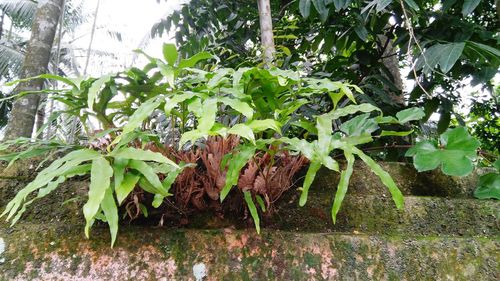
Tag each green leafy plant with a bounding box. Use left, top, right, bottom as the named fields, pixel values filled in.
left=405, top=127, right=481, bottom=176
left=474, top=159, right=500, bottom=200
left=1, top=44, right=422, bottom=245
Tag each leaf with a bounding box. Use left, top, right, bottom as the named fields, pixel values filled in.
left=112, top=158, right=129, bottom=191
left=352, top=147, right=404, bottom=209
left=163, top=43, right=178, bottom=66
left=116, top=173, right=141, bottom=204
left=220, top=145, right=256, bottom=201
left=128, top=160, right=166, bottom=195
left=88, top=75, right=112, bottom=110
left=437, top=111, right=451, bottom=134
left=331, top=151, right=354, bottom=223
left=403, top=0, right=419, bottom=10
left=111, top=96, right=162, bottom=146
left=255, top=195, right=266, bottom=212
left=438, top=43, right=465, bottom=73
left=312, top=0, right=329, bottom=22
left=333, top=0, right=351, bottom=11
left=417, top=43, right=465, bottom=74
left=100, top=186, right=119, bottom=247
left=473, top=173, right=500, bottom=200
left=227, top=124, right=255, bottom=144
left=2, top=149, right=101, bottom=222
left=462, top=0, right=481, bottom=16
left=178, top=52, right=212, bottom=68
left=380, top=130, right=414, bottom=137
left=396, top=107, right=425, bottom=123
left=299, top=161, right=322, bottom=206
left=340, top=113, right=379, bottom=137
left=5, top=74, right=78, bottom=88
left=218, top=97, right=254, bottom=119
left=110, top=147, right=178, bottom=168
left=197, top=98, right=218, bottom=132
left=157, top=61, right=176, bottom=88
left=246, top=119, right=282, bottom=133
left=299, top=0, right=312, bottom=18
left=244, top=191, right=260, bottom=234
left=406, top=127, right=480, bottom=176
left=326, top=103, right=381, bottom=120
left=83, top=157, right=113, bottom=238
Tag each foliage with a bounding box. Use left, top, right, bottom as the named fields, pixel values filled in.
left=0, top=45, right=428, bottom=244
left=474, top=159, right=500, bottom=200
left=405, top=127, right=481, bottom=176
left=153, top=0, right=499, bottom=129
left=467, top=91, right=499, bottom=155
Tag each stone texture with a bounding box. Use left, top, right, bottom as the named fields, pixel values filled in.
left=0, top=224, right=498, bottom=281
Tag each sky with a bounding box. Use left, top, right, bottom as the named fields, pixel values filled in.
left=72, top=0, right=187, bottom=76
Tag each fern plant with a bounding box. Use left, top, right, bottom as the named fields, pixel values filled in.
left=1, top=44, right=427, bottom=245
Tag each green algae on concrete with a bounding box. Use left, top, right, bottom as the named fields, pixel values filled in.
left=0, top=223, right=498, bottom=280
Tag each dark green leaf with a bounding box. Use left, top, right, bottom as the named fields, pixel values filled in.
left=474, top=173, right=500, bottom=200
left=462, top=0, right=481, bottom=16
left=244, top=191, right=260, bottom=234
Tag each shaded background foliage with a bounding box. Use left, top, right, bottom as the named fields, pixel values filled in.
left=153, top=0, right=499, bottom=138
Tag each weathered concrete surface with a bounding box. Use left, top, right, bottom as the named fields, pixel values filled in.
left=0, top=160, right=498, bottom=280
left=314, top=161, right=490, bottom=198
left=0, top=223, right=498, bottom=281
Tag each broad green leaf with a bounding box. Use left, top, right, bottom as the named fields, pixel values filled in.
left=227, top=124, right=255, bottom=144
left=112, top=158, right=129, bottom=191
left=87, top=75, right=112, bottom=110
left=299, top=0, right=312, bottom=18
left=246, top=119, right=281, bottom=133
left=406, top=127, right=480, bottom=176
left=462, top=0, right=480, bottom=16
left=221, top=145, right=256, bottom=201
left=157, top=60, right=175, bottom=87
left=396, top=107, right=425, bottom=123
left=197, top=98, right=218, bottom=132
left=162, top=43, right=178, bottom=66
left=110, top=147, right=178, bottom=168
left=474, top=173, right=500, bottom=200
left=161, top=165, right=184, bottom=194
left=417, top=43, right=465, bottom=74
left=340, top=113, right=379, bottom=137
left=178, top=52, right=212, bottom=68
left=2, top=149, right=100, bottom=221
left=164, top=91, right=198, bottom=115
left=326, top=103, right=381, bottom=120
left=299, top=161, right=322, bottom=206
left=438, top=43, right=465, bottom=73
left=179, top=129, right=209, bottom=147
left=83, top=157, right=113, bottom=238
left=467, top=41, right=500, bottom=57
left=352, top=147, right=403, bottom=209
left=208, top=68, right=232, bottom=88
left=152, top=194, right=165, bottom=208
left=331, top=151, right=354, bottom=223
left=101, top=186, right=119, bottom=247
left=128, top=160, right=166, bottom=195
left=312, top=0, right=329, bottom=22
left=244, top=191, right=261, bottom=234
left=218, top=97, right=254, bottom=119
left=116, top=173, right=141, bottom=204
left=111, top=96, right=162, bottom=146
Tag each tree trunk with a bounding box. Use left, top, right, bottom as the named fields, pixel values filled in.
left=378, top=32, right=405, bottom=106
left=257, top=0, right=275, bottom=67
left=3, top=0, right=64, bottom=140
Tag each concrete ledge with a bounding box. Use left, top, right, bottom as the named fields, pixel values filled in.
left=0, top=223, right=498, bottom=281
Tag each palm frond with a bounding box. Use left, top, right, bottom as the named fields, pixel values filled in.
left=0, top=42, right=24, bottom=77
left=0, top=0, right=37, bottom=29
